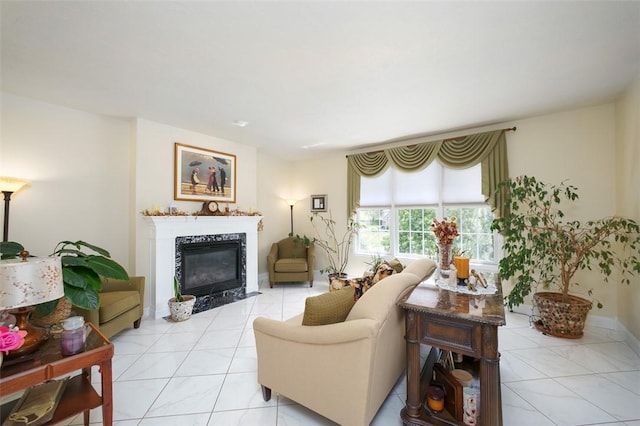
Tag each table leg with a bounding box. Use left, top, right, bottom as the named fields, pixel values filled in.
left=405, top=311, right=422, bottom=418
left=480, top=324, right=502, bottom=426
left=100, top=360, right=113, bottom=426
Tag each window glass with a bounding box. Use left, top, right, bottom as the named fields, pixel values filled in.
left=356, top=208, right=391, bottom=254
left=356, top=163, right=497, bottom=266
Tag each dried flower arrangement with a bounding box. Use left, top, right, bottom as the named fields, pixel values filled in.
left=431, top=217, right=459, bottom=245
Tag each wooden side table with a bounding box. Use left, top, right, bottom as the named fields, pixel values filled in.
left=0, top=322, right=114, bottom=426
left=398, top=277, right=506, bottom=426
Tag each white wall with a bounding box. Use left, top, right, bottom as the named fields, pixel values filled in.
left=132, top=118, right=259, bottom=280
left=0, top=93, right=131, bottom=267
left=615, top=72, right=640, bottom=342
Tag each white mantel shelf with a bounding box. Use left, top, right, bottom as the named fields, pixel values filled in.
left=144, top=215, right=262, bottom=319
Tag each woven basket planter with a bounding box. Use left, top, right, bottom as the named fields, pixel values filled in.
left=533, top=292, right=592, bottom=338
left=31, top=296, right=73, bottom=328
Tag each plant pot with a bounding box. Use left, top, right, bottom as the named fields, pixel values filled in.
left=168, top=295, right=196, bottom=322
left=31, top=296, right=73, bottom=328
left=533, top=292, right=592, bottom=339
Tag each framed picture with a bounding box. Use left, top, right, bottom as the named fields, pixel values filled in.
left=311, top=194, right=327, bottom=212
left=174, top=143, right=236, bottom=203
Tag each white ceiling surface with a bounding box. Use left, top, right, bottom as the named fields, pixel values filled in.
left=2, top=2, right=639, bottom=159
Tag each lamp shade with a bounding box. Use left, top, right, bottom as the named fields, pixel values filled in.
left=0, top=177, right=29, bottom=193
left=0, top=257, right=64, bottom=310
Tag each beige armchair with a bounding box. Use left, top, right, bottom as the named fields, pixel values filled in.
left=266, top=236, right=315, bottom=288
left=76, top=276, right=145, bottom=339
left=253, top=258, right=436, bottom=426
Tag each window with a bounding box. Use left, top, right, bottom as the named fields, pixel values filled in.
left=356, top=162, right=498, bottom=267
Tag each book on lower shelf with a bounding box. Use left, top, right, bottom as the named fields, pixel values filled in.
left=2, top=377, right=69, bottom=426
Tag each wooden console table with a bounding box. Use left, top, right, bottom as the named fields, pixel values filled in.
left=398, top=277, right=506, bottom=426
left=0, top=322, right=114, bottom=425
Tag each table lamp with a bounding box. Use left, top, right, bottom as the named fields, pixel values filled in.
left=0, top=253, right=64, bottom=358
left=0, top=176, right=29, bottom=242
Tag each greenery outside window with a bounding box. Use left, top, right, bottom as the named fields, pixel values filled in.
left=355, top=162, right=498, bottom=268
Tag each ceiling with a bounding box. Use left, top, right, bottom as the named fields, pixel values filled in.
left=2, top=1, right=639, bottom=159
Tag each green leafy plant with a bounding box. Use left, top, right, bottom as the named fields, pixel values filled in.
left=173, top=276, right=184, bottom=302
left=296, top=211, right=363, bottom=276
left=365, top=253, right=384, bottom=272
left=39, top=240, right=129, bottom=312
left=0, top=241, right=24, bottom=260
left=491, top=175, right=640, bottom=310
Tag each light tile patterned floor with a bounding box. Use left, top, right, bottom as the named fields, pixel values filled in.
left=61, top=277, right=640, bottom=426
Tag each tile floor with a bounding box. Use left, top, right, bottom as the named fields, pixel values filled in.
left=58, top=277, right=640, bottom=426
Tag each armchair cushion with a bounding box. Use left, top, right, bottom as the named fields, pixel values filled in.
left=302, top=286, right=355, bottom=326
left=274, top=258, right=308, bottom=273
left=99, top=291, right=141, bottom=323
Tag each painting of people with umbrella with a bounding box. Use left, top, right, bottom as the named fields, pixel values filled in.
left=175, top=143, right=236, bottom=203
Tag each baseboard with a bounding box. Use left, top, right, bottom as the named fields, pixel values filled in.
left=617, top=320, right=640, bottom=358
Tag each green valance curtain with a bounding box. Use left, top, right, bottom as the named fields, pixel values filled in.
left=346, top=129, right=509, bottom=219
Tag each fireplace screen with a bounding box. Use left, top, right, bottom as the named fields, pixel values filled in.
left=179, top=240, right=242, bottom=297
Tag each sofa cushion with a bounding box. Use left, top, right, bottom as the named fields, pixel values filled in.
left=302, top=286, right=355, bottom=326
left=275, top=258, right=308, bottom=273
left=99, top=291, right=141, bottom=323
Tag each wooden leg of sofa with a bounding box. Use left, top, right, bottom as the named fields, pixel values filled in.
left=269, top=282, right=273, bottom=288
left=309, top=280, right=313, bottom=287
left=261, top=385, right=272, bottom=401
left=133, top=318, right=141, bottom=329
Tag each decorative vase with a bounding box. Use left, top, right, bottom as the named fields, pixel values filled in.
left=437, top=242, right=453, bottom=278
left=168, top=295, right=196, bottom=322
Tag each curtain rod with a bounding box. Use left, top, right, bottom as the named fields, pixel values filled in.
left=346, top=126, right=517, bottom=158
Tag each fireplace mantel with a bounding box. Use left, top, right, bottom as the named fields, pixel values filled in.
left=144, top=215, right=261, bottom=319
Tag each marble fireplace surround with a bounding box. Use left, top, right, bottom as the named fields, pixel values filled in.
left=144, top=215, right=261, bottom=319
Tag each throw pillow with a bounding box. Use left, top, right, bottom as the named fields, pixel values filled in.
left=372, top=263, right=395, bottom=284
left=302, top=286, right=356, bottom=326
left=386, top=258, right=404, bottom=274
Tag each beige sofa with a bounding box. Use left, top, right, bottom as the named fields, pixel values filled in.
left=253, top=258, right=436, bottom=426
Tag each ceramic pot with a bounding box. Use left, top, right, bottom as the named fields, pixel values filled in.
left=168, top=295, right=196, bottom=322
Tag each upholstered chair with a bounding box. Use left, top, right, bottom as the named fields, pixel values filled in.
left=266, top=236, right=315, bottom=288
left=75, top=276, right=145, bottom=339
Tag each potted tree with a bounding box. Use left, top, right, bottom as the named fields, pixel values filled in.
left=168, top=276, right=196, bottom=321
left=491, top=175, right=640, bottom=338
left=296, top=211, right=362, bottom=279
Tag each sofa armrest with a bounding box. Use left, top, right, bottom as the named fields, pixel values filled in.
left=267, top=243, right=278, bottom=267
left=253, top=316, right=378, bottom=345
left=75, top=306, right=99, bottom=327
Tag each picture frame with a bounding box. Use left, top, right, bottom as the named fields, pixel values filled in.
left=310, top=194, right=327, bottom=212
left=174, top=143, right=236, bottom=203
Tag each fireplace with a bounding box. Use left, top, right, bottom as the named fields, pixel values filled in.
left=144, top=215, right=261, bottom=319
left=176, top=233, right=246, bottom=314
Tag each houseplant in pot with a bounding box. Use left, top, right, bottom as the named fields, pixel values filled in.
left=491, top=175, right=640, bottom=338
left=32, top=240, right=130, bottom=326
left=296, top=211, right=362, bottom=279
left=168, top=276, right=196, bottom=321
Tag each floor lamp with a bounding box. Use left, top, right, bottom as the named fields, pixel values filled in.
left=287, top=200, right=297, bottom=237
left=0, top=177, right=29, bottom=242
